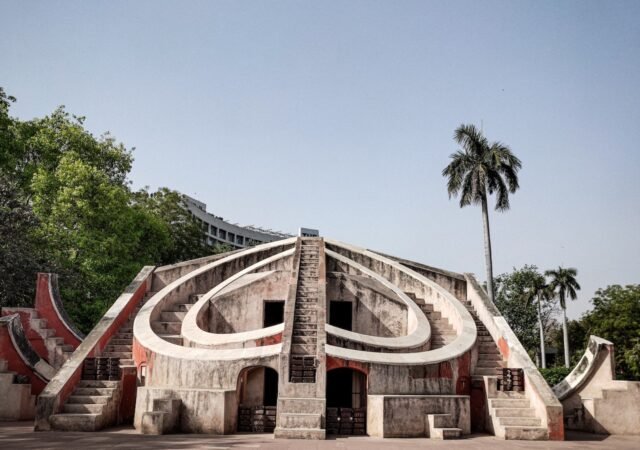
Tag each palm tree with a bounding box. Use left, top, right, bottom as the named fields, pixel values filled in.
left=546, top=267, right=581, bottom=368
left=523, top=276, right=553, bottom=368
left=442, top=124, right=522, bottom=302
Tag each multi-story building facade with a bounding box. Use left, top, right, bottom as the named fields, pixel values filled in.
left=183, top=195, right=292, bottom=249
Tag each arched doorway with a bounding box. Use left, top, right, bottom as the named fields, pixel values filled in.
left=237, top=366, right=279, bottom=433
left=326, top=367, right=367, bottom=435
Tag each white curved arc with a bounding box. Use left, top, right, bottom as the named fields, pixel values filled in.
left=325, top=249, right=430, bottom=349
left=324, top=239, right=477, bottom=365
left=134, top=237, right=297, bottom=361
left=181, top=248, right=294, bottom=348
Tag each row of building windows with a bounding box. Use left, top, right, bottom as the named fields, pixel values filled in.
left=195, top=217, right=263, bottom=248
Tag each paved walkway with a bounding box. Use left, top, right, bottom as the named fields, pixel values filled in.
left=0, top=422, right=638, bottom=449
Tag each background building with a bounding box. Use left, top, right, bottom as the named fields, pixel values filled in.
left=183, top=195, right=292, bottom=249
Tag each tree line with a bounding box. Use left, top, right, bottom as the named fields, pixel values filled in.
left=0, top=87, right=226, bottom=332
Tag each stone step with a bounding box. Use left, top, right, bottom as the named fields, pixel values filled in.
left=115, top=333, right=133, bottom=339
left=431, top=427, right=462, bottom=439
left=171, top=303, right=193, bottom=312
left=292, top=330, right=317, bottom=337
left=425, top=311, right=442, bottom=320
left=478, top=353, right=502, bottom=361
left=109, top=339, right=131, bottom=345
left=101, top=351, right=131, bottom=359
left=291, top=344, right=316, bottom=355
left=292, top=336, right=317, bottom=345
left=67, top=395, right=110, bottom=405
left=78, top=380, right=119, bottom=388
left=427, top=413, right=455, bottom=429
left=105, top=344, right=132, bottom=352
left=152, top=322, right=181, bottom=334
left=160, top=311, right=186, bottom=322
left=494, top=408, right=536, bottom=418
left=499, top=417, right=542, bottom=427
left=30, top=318, right=48, bottom=329
left=490, top=390, right=526, bottom=399
left=74, top=387, right=116, bottom=396
left=490, top=398, right=530, bottom=409
left=63, top=403, right=105, bottom=414
left=477, top=359, right=502, bottom=368
left=46, top=337, right=65, bottom=346
left=50, top=413, right=102, bottom=431
left=504, top=426, right=549, bottom=440
left=474, top=367, right=503, bottom=376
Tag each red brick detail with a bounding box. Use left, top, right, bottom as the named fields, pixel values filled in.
left=326, top=355, right=369, bottom=375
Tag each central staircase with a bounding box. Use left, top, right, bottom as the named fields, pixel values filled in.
left=289, top=240, right=320, bottom=382
left=276, top=238, right=325, bottom=440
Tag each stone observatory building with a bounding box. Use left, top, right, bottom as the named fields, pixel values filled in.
left=34, top=237, right=564, bottom=440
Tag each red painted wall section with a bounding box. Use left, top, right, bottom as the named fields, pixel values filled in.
left=497, top=337, right=510, bottom=360
left=254, top=333, right=282, bottom=347
left=34, top=273, right=82, bottom=348
left=1, top=309, right=49, bottom=363
left=455, top=352, right=471, bottom=395
left=326, top=355, right=369, bottom=375
left=0, top=327, right=47, bottom=395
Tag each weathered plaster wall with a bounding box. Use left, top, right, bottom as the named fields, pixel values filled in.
left=326, top=273, right=407, bottom=337
left=208, top=271, right=289, bottom=334
left=367, top=394, right=470, bottom=438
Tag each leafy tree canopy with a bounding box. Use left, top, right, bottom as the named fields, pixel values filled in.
left=0, top=87, right=223, bottom=332
left=581, top=285, right=640, bottom=380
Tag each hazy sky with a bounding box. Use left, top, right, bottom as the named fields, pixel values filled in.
left=2, top=1, right=639, bottom=319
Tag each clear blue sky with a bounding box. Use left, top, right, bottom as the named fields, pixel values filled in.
left=2, top=1, right=639, bottom=319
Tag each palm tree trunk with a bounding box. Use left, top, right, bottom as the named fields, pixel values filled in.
left=537, top=297, right=546, bottom=368
left=562, top=307, right=570, bottom=368
left=480, top=194, right=495, bottom=302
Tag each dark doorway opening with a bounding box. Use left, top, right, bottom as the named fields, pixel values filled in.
left=263, top=367, right=278, bottom=406
left=329, top=301, right=353, bottom=331
left=263, top=300, right=284, bottom=327
left=237, top=366, right=279, bottom=433
left=326, top=368, right=367, bottom=435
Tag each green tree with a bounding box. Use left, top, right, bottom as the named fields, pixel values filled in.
left=132, top=187, right=215, bottom=264
left=581, top=285, right=640, bottom=379
left=494, top=265, right=557, bottom=361
left=31, top=153, right=170, bottom=331
left=442, top=124, right=522, bottom=302
left=545, top=267, right=581, bottom=368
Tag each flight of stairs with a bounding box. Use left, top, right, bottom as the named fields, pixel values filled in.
left=289, top=240, right=320, bottom=382
left=276, top=239, right=325, bottom=440
left=486, top=388, right=548, bottom=440
left=0, top=358, right=36, bottom=420
left=405, top=292, right=456, bottom=349
left=28, top=312, right=75, bottom=368
left=427, top=413, right=462, bottom=439
left=48, top=294, right=154, bottom=431
left=152, top=293, right=198, bottom=346
left=463, top=300, right=505, bottom=377
left=49, top=379, right=120, bottom=431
